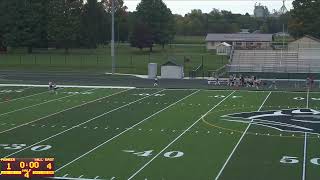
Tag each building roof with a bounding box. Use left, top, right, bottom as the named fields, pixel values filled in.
left=274, top=32, right=290, bottom=37
left=289, top=35, right=320, bottom=44
left=205, top=33, right=273, bottom=42
left=217, top=42, right=232, bottom=47
left=162, top=61, right=181, bottom=67
left=305, top=35, right=320, bottom=43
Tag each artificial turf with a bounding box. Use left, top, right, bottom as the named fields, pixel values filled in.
left=0, top=86, right=319, bottom=180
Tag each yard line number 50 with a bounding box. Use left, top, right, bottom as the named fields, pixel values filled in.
left=280, top=156, right=320, bottom=165
left=0, top=144, right=52, bottom=151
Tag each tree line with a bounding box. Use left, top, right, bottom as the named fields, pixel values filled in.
left=0, top=0, right=318, bottom=53
left=174, top=9, right=292, bottom=36
left=174, top=0, right=320, bottom=38
left=0, top=0, right=129, bottom=53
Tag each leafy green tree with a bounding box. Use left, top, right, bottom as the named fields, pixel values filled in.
left=135, top=0, right=175, bottom=49
left=48, top=0, right=82, bottom=53
left=102, top=0, right=129, bottom=42
left=81, top=0, right=104, bottom=47
left=290, top=0, right=320, bottom=38
left=129, top=20, right=153, bottom=51
left=0, top=0, right=6, bottom=48
left=0, top=0, right=48, bottom=52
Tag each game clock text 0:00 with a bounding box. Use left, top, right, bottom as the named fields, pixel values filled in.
left=0, top=158, right=54, bottom=179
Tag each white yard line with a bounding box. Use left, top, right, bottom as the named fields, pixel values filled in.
left=4, top=89, right=166, bottom=158
left=302, top=88, right=309, bottom=180
left=127, top=91, right=236, bottom=180
left=306, top=88, right=310, bottom=109
left=51, top=177, right=104, bottom=180
left=55, top=90, right=200, bottom=172
left=0, top=88, right=94, bottom=117
left=0, top=88, right=131, bottom=134
left=0, top=89, right=49, bottom=104
left=214, top=91, right=272, bottom=180
left=0, top=84, right=135, bottom=89
left=302, top=132, right=307, bottom=180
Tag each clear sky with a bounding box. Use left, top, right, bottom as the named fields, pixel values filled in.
left=124, top=0, right=293, bottom=15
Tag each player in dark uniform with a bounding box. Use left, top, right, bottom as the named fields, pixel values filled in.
left=154, top=77, right=158, bottom=87
left=53, top=83, right=58, bottom=94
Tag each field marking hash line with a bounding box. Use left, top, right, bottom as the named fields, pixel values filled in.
left=0, top=88, right=94, bottom=117
left=0, top=89, right=85, bottom=116
left=0, top=86, right=34, bottom=95
left=0, top=88, right=132, bottom=134
left=302, top=132, right=307, bottom=180
left=127, top=91, right=236, bottom=180
left=3, top=89, right=166, bottom=158
left=0, top=88, right=49, bottom=104
left=55, top=90, right=200, bottom=172
left=214, top=91, right=272, bottom=180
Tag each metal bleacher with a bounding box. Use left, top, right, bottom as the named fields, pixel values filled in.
left=228, top=49, right=320, bottom=73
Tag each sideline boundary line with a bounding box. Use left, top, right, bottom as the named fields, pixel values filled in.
left=0, top=83, right=312, bottom=93
left=4, top=89, right=165, bottom=158
left=0, top=84, right=135, bottom=89
left=55, top=90, right=200, bottom=172
left=0, top=88, right=132, bottom=134
left=214, top=91, right=272, bottom=180
left=127, top=91, right=236, bottom=180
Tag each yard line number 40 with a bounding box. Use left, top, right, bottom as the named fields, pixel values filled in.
left=123, top=149, right=184, bottom=158
left=280, top=156, right=319, bottom=165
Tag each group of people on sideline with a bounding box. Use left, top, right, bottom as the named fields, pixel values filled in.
left=209, top=74, right=267, bottom=89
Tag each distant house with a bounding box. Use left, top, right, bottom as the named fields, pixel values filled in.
left=161, top=61, right=184, bottom=79
left=205, top=33, right=273, bottom=51
left=288, top=35, right=320, bottom=49
left=216, top=42, right=232, bottom=56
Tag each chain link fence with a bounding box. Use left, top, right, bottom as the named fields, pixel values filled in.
left=0, top=53, right=228, bottom=76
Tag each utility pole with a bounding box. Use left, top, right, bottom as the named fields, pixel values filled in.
left=111, top=0, right=115, bottom=74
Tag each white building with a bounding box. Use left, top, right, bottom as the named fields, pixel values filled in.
left=216, top=42, right=232, bottom=56
left=205, top=33, right=273, bottom=51
left=161, top=61, right=184, bottom=79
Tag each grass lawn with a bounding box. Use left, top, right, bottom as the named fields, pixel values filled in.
left=0, top=44, right=228, bottom=76
left=0, top=85, right=319, bottom=179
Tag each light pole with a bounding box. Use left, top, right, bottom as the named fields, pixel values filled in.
left=111, top=0, right=115, bottom=74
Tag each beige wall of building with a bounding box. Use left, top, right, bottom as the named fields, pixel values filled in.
left=289, top=36, right=320, bottom=49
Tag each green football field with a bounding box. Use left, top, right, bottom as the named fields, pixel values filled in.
left=0, top=85, right=319, bottom=180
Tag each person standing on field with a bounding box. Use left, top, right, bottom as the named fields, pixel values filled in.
left=154, top=77, right=158, bottom=87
